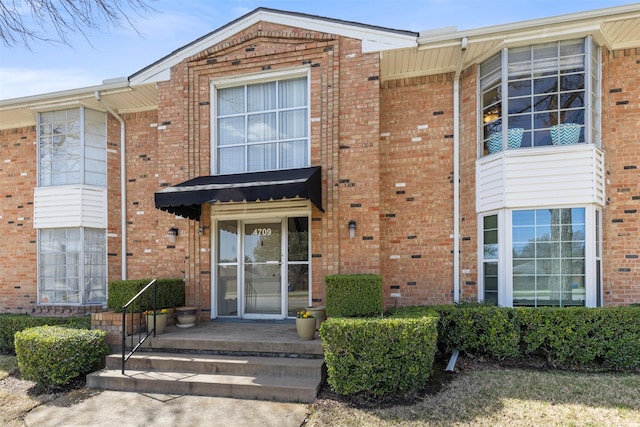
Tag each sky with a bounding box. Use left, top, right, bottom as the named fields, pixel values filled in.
left=0, top=0, right=637, bottom=100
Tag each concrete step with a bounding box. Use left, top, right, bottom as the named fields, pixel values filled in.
left=104, top=353, right=325, bottom=378
left=87, top=367, right=322, bottom=403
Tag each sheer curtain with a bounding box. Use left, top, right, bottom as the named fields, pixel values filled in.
left=216, top=77, right=308, bottom=173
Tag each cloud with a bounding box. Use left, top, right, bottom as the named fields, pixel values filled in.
left=0, top=68, right=100, bottom=100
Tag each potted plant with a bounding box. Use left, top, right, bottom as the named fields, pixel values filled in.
left=145, top=308, right=168, bottom=334
left=295, top=310, right=316, bottom=340
left=175, top=306, right=198, bottom=328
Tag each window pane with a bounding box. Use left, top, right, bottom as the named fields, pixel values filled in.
left=279, top=140, right=307, bottom=169
left=217, top=265, right=238, bottom=316
left=288, top=217, right=309, bottom=261
left=512, top=208, right=586, bottom=307
left=215, top=77, right=309, bottom=173
left=247, top=143, right=276, bottom=171
left=218, top=221, right=238, bottom=263
left=247, top=113, right=276, bottom=142
left=279, top=78, right=307, bottom=108
left=218, top=87, right=245, bottom=115
left=481, top=38, right=593, bottom=157
left=279, top=109, right=307, bottom=139
left=288, top=264, right=309, bottom=317
left=218, top=117, right=245, bottom=145
left=247, top=82, right=276, bottom=112
left=218, top=146, right=245, bottom=174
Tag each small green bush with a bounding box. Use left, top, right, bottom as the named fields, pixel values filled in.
left=15, top=325, right=109, bottom=387
left=325, top=274, right=382, bottom=318
left=107, top=278, right=185, bottom=312
left=320, top=315, right=438, bottom=397
left=0, top=314, right=91, bottom=354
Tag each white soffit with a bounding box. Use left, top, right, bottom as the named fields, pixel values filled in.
left=0, top=83, right=157, bottom=130
left=381, top=4, right=640, bottom=81
left=129, top=8, right=418, bottom=86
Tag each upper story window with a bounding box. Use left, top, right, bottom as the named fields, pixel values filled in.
left=38, top=107, right=107, bottom=187
left=480, top=37, right=599, bottom=156
left=214, top=74, right=309, bottom=174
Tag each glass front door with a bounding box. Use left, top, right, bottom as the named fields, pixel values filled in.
left=215, top=216, right=310, bottom=319
left=243, top=222, right=282, bottom=317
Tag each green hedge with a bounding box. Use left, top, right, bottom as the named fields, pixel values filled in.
left=517, top=306, right=640, bottom=370
left=107, top=278, right=185, bottom=312
left=0, top=314, right=91, bottom=354
left=15, top=325, right=109, bottom=387
left=324, top=274, right=383, bottom=318
left=320, top=315, right=439, bottom=397
left=391, top=304, right=640, bottom=370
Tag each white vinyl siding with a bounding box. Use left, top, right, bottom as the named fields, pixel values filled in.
left=476, top=144, right=605, bottom=213
left=34, top=186, right=107, bottom=229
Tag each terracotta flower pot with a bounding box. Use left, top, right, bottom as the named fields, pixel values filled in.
left=296, top=317, right=316, bottom=340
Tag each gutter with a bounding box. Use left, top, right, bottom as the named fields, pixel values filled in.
left=95, top=91, right=127, bottom=280
left=452, top=37, right=468, bottom=303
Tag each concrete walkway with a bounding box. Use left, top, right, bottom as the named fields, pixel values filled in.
left=26, top=388, right=309, bottom=427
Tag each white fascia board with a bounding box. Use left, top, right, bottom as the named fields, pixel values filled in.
left=418, top=4, right=640, bottom=52
left=0, top=79, right=129, bottom=110
left=129, top=9, right=417, bottom=87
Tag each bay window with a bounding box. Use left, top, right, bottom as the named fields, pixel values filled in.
left=214, top=73, right=309, bottom=174
left=480, top=207, right=601, bottom=307
left=480, top=37, right=599, bottom=155
left=36, top=107, right=108, bottom=305
left=38, top=228, right=107, bottom=305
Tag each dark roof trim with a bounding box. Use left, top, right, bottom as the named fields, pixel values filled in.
left=154, top=166, right=323, bottom=221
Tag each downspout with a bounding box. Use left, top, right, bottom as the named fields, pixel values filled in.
left=95, top=91, right=127, bottom=280
left=453, top=37, right=468, bottom=303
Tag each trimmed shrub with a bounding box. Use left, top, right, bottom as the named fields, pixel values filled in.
left=107, top=278, right=185, bottom=312
left=15, top=325, right=109, bottom=387
left=325, top=274, right=382, bottom=318
left=320, top=315, right=438, bottom=397
left=391, top=304, right=640, bottom=371
left=517, top=306, right=640, bottom=370
left=0, top=314, right=91, bottom=354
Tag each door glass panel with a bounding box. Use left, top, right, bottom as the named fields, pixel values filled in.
left=244, top=222, right=281, bottom=315
left=218, top=221, right=238, bottom=263
left=288, top=264, right=308, bottom=317
left=217, top=266, right=238, bottom=316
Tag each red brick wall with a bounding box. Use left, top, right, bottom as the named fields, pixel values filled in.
left=379, top=74, right=455, bottom=307
left=0, top=126, right=38, bottom=313
left=602, top=47, right=640, bottom=305
left=145, top=22, right=384, bottom=311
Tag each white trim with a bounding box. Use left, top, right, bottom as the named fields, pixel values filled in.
left=131, top=9, right=416, bottom=86
left=211, top=66, right=309, bottom=88
left=210, top=68, right=311, bottom=175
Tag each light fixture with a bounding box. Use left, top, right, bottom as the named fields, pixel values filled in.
left=198, top=226, right=205, bottom=236
left=168, top=227, right=179, bottom=243
left=348, top=220, right=356, bottom=238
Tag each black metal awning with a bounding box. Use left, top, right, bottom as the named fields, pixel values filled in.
left=154, top=166, right=322, bottom=220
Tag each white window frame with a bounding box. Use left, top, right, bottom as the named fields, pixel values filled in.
left=210, top=67, right=311, bottom=175
left=38, top=227, right=107, bottom=306
left=478, top=206, right=601, bottom=307
left=478, top=37, right=600, bottom=157
left=37, top=107, right=107, bottom=187
left=210, top=201, right=312, bottom=319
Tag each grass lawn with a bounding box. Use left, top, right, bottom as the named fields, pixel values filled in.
left=307, top=365, right=640, bottom=426
left=0, top=355, right=63, bottom=427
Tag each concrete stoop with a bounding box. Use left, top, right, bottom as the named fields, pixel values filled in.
left=87, top=323, right=326, bottom=403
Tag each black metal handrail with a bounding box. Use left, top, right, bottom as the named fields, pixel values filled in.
left=121, top=278, right=157, bottom=374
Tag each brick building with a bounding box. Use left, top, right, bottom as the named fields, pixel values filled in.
left=1, top=6, right=639, bottom=319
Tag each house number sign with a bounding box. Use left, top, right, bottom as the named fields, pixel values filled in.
left=252, top=228, right=272, bottom=236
